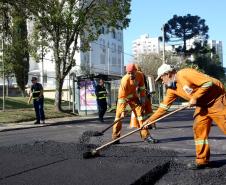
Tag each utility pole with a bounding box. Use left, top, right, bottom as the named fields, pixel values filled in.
left=162, top=24, right=166, bottom=64
left=89, top=43, right=92, bottom=75
left=162, top=24, right=166, bottom=96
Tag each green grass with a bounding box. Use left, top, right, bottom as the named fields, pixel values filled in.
left=0, top=97, right=76, bottom=123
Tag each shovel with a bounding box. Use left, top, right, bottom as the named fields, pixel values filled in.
left=83, top=105, right=189, bottom=159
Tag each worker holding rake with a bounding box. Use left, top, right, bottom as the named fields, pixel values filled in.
left=130, top=64, right=156, bottom=130
left=112, top=63, right=157, bottom=144
left=145, top=64, right=226, bottom=170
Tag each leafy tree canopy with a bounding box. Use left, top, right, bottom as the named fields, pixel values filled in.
left=164, top=14, right=209, bottom=54
left=25, top=0, right=131, bottom=111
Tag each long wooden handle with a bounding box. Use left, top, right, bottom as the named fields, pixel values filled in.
left=100, top=110, right=132, bottom=134
left=100, top=117, right=124, bottom=133
left=95, top=105, right=189, bottom=152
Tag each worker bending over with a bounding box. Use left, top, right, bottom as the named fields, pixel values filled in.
left=145, top=64, right=226, bottom=170
left=112, top=63, right=157, bottom=144
left=130, top=64, right=156, bottom=129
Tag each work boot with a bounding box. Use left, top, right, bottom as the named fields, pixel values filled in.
left=34, top=121, right=40, bottom=124
left=144, top=136, right=158, bottom=144
left=99, top=118, right=104, bottom=123
left=152, top=124, right=157, bottom=130
left=40, top=120, right=45, bottom=124
left=112, top=139, right=120, bottom=144
left=187, top=162, right=211, bottom=170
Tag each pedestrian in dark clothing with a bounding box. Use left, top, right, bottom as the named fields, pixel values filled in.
left=28, top=77, right=45, bottom=124
left=95, top=79, right=108, bottom=122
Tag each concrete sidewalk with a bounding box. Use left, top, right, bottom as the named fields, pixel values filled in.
left=0, top=112, right=115, bottom=132
left=0, top=106, right=191, bottom=136
left=0, top=104, right=189, bottom=132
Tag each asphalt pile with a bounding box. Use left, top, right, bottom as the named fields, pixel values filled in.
left=79, top=130, right=102, bottom=144
left=1, top=136, right=226, bottom=184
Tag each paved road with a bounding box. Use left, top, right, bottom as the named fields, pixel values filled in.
left=0, top=109, right=226, bottom=185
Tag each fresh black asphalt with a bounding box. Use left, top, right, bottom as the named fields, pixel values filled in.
left=0, top=109, right=226, bottom=185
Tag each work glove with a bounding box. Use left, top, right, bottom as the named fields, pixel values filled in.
left=120, top=111, right=125, bottom=119
left=189, top=98, right=197, bottom=107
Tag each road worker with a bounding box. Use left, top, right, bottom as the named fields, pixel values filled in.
left=28, top=77, right=45, bottom=124
left=112, top=63, right=158, bottom=144
left=144, top=63, right=226, bottom=170
left=130, top=64, right=156, bottom=129
left=95, top=79, right=108, bottom=122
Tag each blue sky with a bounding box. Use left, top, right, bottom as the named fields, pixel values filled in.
left=124, top=0, right=226, bottom=67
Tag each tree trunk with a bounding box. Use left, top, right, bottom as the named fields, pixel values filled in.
left=183, top=36, right=187, bottom=54
left=55, top=77, right=64, bottom=112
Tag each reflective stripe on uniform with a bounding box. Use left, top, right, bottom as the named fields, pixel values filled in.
left=201, top=81, right=213, bottom=88
left=139, top=85, right=145, bottom=90
left=118, top=94, right=134, bottom=104
left=195, top=139, right=209, bottom=145
left=127, top=94, right=133, bottom=99
left=134, top=80, right=138, bottom=87
left=97, top=90, right=107, bottom=99
left=137, top=116, right=144, bottom=121
left=99, top=91, right=106, bottom=93
left=98, top=97, right=106, bottom=100
left=32, top=90, right=41, bottom=99
left=118, top=98, right=126, bottom=103
left=159, top=103, right=170, bottom=110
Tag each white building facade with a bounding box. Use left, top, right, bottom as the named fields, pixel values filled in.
left=132, top=34, right=224, bottom=67
left=132, top=34, right=161, bottom=58
left=74, top=27, right=124, bottom=78
left=208, top=40, right=223, bottom=66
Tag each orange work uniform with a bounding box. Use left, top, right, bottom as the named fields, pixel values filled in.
left=112, top=71, right=150, bottom=140
left=148, top=68, right=226, bottom=165
left=130, top=73, right=153, bottom=128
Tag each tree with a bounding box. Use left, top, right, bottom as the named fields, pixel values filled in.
left=136, top=52, right=182, bottom=78
left=0, top=1, right=29, bottom=96
left=26, top=0, right=131, bottom=111
left=164, top=14, right=209, bottom=55
left=186, top=41, right=225, bottom=80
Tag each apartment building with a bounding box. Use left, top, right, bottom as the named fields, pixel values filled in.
left=132, top=34, right=224, bottom=66
left=132, top=34, right=161, bottom=58
left=208, top=40, right=223, bottom=66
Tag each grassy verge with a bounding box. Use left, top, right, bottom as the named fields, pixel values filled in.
left=0, top=97, right=76, bottom=124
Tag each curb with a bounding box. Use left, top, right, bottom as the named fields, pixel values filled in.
left=0, top=116, right=115, bottom=132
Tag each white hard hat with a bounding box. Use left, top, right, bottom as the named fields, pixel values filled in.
left=155, top=64, right=173, bottom=81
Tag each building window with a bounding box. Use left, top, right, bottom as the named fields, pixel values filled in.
left=111, top=43, right=116, bottom=53
left=118, top=55, right=121, bottom=65
left=100, top=54, right=106, bottom=64
left=118, top=45, right=122, bottom=54
left=100, top=27, right=105, bottom=34
left=112, top=57, right=117, bottom=66
left=100, top=38, right=106, bottom=53
left=111, top=30, right=116, bottom=39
